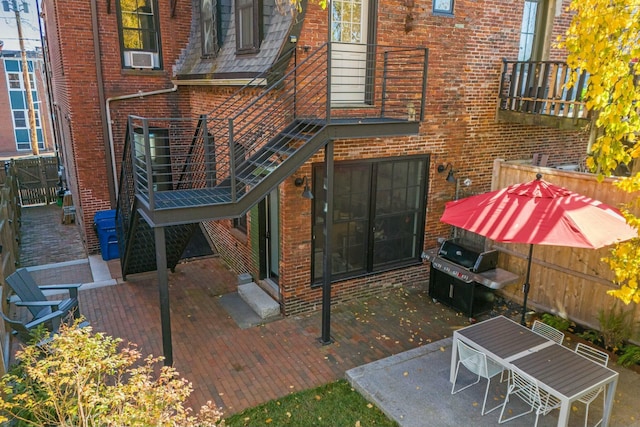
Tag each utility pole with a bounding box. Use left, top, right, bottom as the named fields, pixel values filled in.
left=12, top=0, right=39, bottom=155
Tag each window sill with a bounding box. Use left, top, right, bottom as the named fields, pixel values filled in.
left=121, top=68, right=165, bottom=77
left=432, top=11, right=454, bottom=17
left=310, top=259, right=423, bottom=288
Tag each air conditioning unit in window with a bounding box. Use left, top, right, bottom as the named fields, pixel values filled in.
left=129, top=51, right=154, bottom=69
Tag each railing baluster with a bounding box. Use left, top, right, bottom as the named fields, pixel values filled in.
left=228, top=118, right=236, bottom=203
left=420, top=48, right=428, bottom=122
left=381, top=50, right=388, bottom=117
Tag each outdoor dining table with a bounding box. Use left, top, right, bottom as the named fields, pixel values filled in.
left=450, top=316, right=619, bottom=427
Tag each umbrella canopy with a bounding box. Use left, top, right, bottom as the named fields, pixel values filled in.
left=440, top=174, right=637, bottom=323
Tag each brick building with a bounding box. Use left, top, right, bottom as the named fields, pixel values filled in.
left=0, top=0, right=55, bottom=157
left=42, top=0, right=590, bottom=361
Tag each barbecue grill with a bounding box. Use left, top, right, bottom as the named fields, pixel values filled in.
left=422, top=239, right=519, bottom=318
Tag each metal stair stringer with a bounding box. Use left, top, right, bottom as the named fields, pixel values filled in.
left=121, top=198, right=198, bottom=279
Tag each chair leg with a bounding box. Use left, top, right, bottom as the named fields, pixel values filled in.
left=481, top=377, right=502, bottom=415
left=451, top=360, right=481, bottom=395
left=583, top=391, right=605, bottom=427
left=498, top=389, right=534, bottom=424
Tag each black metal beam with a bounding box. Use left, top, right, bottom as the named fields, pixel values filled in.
left=320, top=141, right=334, bottom=345
left=155, top=226, right=173, bottom=366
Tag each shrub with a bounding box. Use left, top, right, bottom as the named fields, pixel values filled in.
left=618, top=344, right=640, bottom=368
left=597, top=305, right=634, bottom=352
left=0, top=319, right=223, bottom=427
left=540, top=313, right=572, bottom=332
left=577, top=329, right=604, bottom=347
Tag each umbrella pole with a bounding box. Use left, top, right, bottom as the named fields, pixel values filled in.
left=520, top=244, right=534, bottom=326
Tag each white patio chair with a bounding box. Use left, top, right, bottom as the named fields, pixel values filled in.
left=532, top=320, right=564, bottom=344
left=451, top=340, right=505, bottom=415
left=499, top=366, right=561, bottom=426
left=574, top=343, right=609, bottom=427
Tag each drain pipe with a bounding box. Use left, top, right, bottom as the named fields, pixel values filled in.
left=106, top=84, right=177, bottom=199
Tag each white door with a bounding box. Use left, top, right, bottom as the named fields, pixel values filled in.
left=330, top=0, right=369, bottom=104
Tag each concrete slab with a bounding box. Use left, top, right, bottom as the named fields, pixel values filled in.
left=219, top=292, right=280, bottom=329
left=346, top=338, right=640, bottom=427
left=238, top=282, right=280, bottom=319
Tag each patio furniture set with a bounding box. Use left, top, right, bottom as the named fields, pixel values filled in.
left=451, top=315, right=617, bottom=427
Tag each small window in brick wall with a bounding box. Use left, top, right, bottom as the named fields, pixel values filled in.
left=117, top=0, right=162, bottom=69
left=234, top=214, right=248, bottom=234
left=433, top=0, right=454, bottom=15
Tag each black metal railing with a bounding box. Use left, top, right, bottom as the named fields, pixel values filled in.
left=498, top=60, right=589, bottom=119
left=127, top=43, right=429, bottom=210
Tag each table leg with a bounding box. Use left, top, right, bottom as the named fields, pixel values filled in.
left=602, top=378, right=618, bottom=427
left=557, top=400, right=570, bottom=427
left=450, top=332, right=458, bottom=383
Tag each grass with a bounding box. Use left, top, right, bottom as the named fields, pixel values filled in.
left=224, top=380, right=399, bottom=427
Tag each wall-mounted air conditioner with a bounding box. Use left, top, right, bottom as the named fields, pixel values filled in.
left=128, top=51, right=155, bottom=69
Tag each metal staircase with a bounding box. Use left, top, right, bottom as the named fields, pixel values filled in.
left=116, top=43, right=429, bottom=278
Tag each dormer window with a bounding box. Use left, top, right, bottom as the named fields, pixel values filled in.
left=235, top=0, right=262, bottom=54
left=201, top=0, right=220, bottom=57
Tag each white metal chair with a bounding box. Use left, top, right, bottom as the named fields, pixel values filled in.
left=451, top=340, right=505, bottom=415
left=532, top=320, right=564, bottom=344
left=499, top=367, right=561, bottom=426
left=574, top=343, right=609, bottom=427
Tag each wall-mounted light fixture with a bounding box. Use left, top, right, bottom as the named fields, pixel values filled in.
left=294, top=176, right=314, bottom=199
left=437, top=163, right=457, bottom=183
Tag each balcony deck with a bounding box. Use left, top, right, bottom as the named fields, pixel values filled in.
left=497, top=60, right=591, bottom=130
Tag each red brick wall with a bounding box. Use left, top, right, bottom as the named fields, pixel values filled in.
left=43, top=0, right=588, bottom=316
left=41, top=0, right=192, bottom=253
left=239, top=0, right=588, bottom=316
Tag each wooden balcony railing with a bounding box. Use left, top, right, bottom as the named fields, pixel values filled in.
left=498, top=60, right=590, bottom=122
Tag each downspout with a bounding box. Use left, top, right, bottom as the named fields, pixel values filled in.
left=106, top=84, right=178, bottom=199
left=90, top=0, right=113, bottom=203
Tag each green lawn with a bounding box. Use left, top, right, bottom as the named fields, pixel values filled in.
left=224, top=380, right=399, bottom=427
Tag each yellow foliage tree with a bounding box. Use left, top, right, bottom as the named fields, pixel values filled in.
left=562, top=0, right=640, bottom=303
left=0, top=321, right=223, bottom=427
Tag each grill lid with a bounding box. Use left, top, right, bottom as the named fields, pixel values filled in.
left=438, top=239, right=498, bottom=273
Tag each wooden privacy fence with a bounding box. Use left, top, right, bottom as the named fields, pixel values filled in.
left=489, top=159, right=639, bottom=332
left=9, top=156, right=60, bottom=206
left=0, top=163, right=22, bottom=375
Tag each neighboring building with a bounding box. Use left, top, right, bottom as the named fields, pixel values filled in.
left=42, top=0, right=590, bottom=360
left=0, top=1, right=54, bottom=156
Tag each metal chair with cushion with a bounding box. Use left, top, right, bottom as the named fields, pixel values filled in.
left=574, top=343, right=609, bottom=427
left=499, top=366, right=561, bottom=426
left=5, top=268, right=82, bottom=322
left=451, top=339, right=505, bottom=415
left=532, top=320, right=564, bottom=344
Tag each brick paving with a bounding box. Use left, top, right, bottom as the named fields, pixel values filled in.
left=19, top=204, right=88, bottom=267
left=16, top=204, right=472, bottom=418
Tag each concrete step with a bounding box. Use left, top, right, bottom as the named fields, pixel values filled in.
left=238, top=282, right=280, bottom=319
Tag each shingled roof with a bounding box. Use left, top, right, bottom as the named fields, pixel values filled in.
left=174, top=0, right=297, bottom=79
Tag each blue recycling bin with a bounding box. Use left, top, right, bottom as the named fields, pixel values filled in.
left=94, top=210, right=119, bottom=261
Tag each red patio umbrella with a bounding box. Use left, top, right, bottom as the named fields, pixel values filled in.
left=440, top=174, right=637, bottom=324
